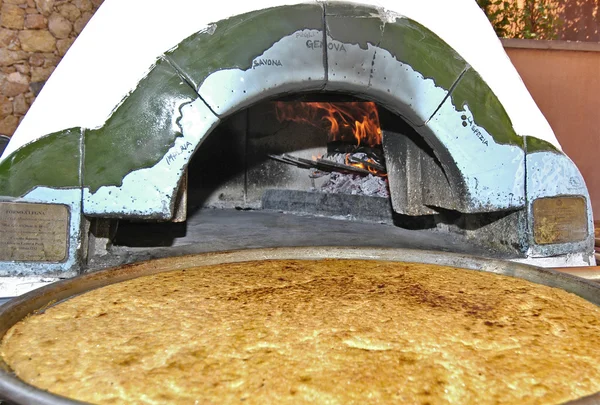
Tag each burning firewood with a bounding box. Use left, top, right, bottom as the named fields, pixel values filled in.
left=267, top=153, right=313, bottom=169
left=347, top=154, right=386, bottom=174
left=267, top=153, right=384, bottom=177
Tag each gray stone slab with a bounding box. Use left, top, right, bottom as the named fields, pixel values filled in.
left=89, top=209, right=511, bottom=272
left=262, top=189, right=393, bottom=224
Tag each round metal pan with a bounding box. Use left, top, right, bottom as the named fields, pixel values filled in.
left=1, top=247, right=600, bottom=405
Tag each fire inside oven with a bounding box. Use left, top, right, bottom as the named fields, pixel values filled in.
left=272, top=100, right=387, bottom=187
left=185, top=95, right=394, bottom=207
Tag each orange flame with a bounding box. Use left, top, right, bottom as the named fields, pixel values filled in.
left=274, top=101, right=382, bottom=148
left=344, top=154, right=384, bottom=176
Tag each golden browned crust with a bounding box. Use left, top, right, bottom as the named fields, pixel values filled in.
left=2, top=259, right=600, bottom=404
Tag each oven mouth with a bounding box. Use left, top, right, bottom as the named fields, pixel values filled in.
left=99, top=92, right=525, bottom=269
left=183, top=91, right=445, bottom=212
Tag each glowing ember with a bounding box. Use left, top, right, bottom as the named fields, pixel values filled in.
left=274, top=101, right=382, bottom=148
left=321, top=172, right=389, bottom=198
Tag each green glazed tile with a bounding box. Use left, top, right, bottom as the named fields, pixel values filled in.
left=0, top=128, right=81, bottom=197
left=84, top=58, right=198, bottom=193
left=525, top=136, right=560, bottom=154
left=379, top=18, right=467, bottom=92
left=166, top=4, right=324, bottom=90
left=450, top=68, right=523, bottom=148
left=326, top=3, right=384, bottom=49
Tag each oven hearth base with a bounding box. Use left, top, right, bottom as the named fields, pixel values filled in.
left=97, top=208, right=502, bottom=272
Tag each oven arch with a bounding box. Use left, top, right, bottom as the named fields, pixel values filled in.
left=78, top=2, right=533, bottom=219
left=0, top=1, right=576, bottom=220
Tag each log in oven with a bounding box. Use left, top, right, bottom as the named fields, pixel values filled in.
left=0, top=0, right=594, bottom=297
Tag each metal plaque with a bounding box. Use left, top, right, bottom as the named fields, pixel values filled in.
left=0, top=202, right=69, bottom=262
left=533, top=196, right=588, bottom=245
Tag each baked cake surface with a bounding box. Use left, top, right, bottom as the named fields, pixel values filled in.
left=2, top=259, right=600, bottom=404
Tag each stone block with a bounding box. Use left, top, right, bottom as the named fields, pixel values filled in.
left=14, top=63, right=30, bottom=74
left=0, top=95, right=13, bottom=119
left=0, top=115, right=19, bottom=136
left=41, top=52, right=59, bottom=67
left=2, top=73, right=29, bottom=97
left=0, top=127, right=82, bottom=197
left=30, top=65, right=54, bottom=82
left=56, top=37, right=74, bottom=56
left=73, top=0, right=92, bottom=13
left=0, top=28, right=18, bottom=48
left=34, top=0, right=54, bottom=16
left=1, top=4, right=25, bottom=30
left=48, top=12, right=71, bottom=38
left=8, top=71, right=29, bottom=85
left=13, top=93, right=29, bottom=115
left=28, top=53, right=44, bottom=66
left=58, top=3, right=80, bottom=22
left=18, top=29, right=56, bottom=52
left=73, top=10, right=92, bottom=34
left=262, top=189, right=394, bottom=224
left=324, top=3, right=383, bottom=93
left=166, top=3, right=325, bottom=116
left=83, top=59, right=202, bottom=196
left=24, top=13, right=46, bottom=29
left=0, top=48, right=28, bottom=66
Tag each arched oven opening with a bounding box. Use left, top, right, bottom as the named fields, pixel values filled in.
left=107, top=92, right=521, bottom=263
left=185, top=93, right=419, bottom=220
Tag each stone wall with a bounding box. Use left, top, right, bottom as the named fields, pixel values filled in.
left=0, top=0, right=103, bottom=136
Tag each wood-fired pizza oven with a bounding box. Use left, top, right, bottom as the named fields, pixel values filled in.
left=0, top=0, right=594, bottom=297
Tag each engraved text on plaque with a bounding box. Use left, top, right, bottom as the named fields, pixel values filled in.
left=0, top=202, right=69, bottom=262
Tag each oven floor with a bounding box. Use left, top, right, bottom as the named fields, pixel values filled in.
left=87, top=209, right=503, bottom=272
